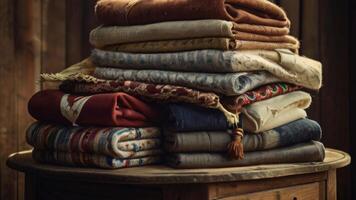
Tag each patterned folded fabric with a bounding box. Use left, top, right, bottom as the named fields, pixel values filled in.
left=221, top=83, right=301, bottom=113
left=242, top=91, right=312, bottom=132
left=102, top=38, right=299, bottom=53
left=60, top=79, right=299, bottom=114
left=92, top=49, right=321, bottom=90
left=164, top=119, right=322, bottom=153
left=28, top=90, right=160, bottom=127
left=26, top=122, right=162, bottom=158
left=94, top=68, right=281, bottom=96
left=166, top=141, right=325, bottom=169
left=33, top=149, right=161, bottom=169
left=95, top=0, right=290, bottom=27
left=60, top=80, right=222, bottom=108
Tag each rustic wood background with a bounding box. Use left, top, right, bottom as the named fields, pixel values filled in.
left=0, top=0, right=353, bottom=199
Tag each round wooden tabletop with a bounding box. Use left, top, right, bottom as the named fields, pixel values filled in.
left=7, top=148, right=350, bottom=184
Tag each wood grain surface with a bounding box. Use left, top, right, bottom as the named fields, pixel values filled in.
left=7, top=149, right=350, bottom=185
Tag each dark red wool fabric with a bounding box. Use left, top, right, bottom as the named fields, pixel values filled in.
left=28, top=90, right=159, bottom=127
left=95, top=0, right=290, bottom=27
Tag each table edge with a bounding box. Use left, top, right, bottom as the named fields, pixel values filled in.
left=6, top=148, right=351, bottom=184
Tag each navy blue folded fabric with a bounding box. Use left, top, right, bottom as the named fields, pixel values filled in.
left=164, top=118, right=322, bottom=152
left=163, top=103, right=229, bottom=132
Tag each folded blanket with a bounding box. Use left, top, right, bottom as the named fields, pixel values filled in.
left=102, top=38, right=299, bottom=53
left=162, top=91, right=310, bottom=133
left=90, top=20, right=292, bottom=48
left=92, top=49, right=321, bottom=90
left=94, top=68, right=282, bottom=96
left=164, top=118, right=321, bottom=153
left=28, top=90, right=159, bottom=127
left=26, top=122, right=162, bottom=158
left=166, top=141, right=325, bottom=168
left=242, top=91, right=312, bottom=132
left=33, top=149, right=161, bottom=169
left=91, top=22, right=298, bottom=53
left=163, top=104, right=230, bottom=132
left=95, top=0, right=290, bottom=27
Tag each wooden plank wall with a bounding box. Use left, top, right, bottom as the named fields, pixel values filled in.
left=0, top=0, right=352, bottom=199
left=0, top=1, right=40, bottom=200
left=0, top=1, right=98, bottom=200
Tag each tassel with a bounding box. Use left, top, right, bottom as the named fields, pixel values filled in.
left=227, top=128, right=244, bottom=159
left=216, top=103, right=238, bottom=127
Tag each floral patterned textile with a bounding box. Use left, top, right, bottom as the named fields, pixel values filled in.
left=60, top=81, right=300, bottom=117
left=26, top=122, right=162, bottom=159
left=91, top=49, right=321, bottom=90
left=221, top=83, right=301, bottom=113
left=60, top=80, right=221, bottom=109
left=94, top=67, right=281, bottom=96
left=33, top=149, right=161, bottom=169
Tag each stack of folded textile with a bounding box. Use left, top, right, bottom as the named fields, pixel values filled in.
left=37, top=0, right=325, bottom=169
left=26, top=90, right=162, bottom=169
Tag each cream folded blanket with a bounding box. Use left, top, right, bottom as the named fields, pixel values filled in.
left=242, top=91, right=312, bottom=132
left=90, top=20, right=298, bottom=48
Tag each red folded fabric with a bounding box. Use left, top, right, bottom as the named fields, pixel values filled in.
left=28, top=90, right=159, bottom=127
left=96, top=0, right=290, bottom=27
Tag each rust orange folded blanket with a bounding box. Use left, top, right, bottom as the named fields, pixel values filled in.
left=28, top=90, right=159, bottom=127
left=96, top=0, right=290, bottom=27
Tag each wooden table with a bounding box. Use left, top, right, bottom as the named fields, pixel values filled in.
left=7, top=149, right=350, bottom=200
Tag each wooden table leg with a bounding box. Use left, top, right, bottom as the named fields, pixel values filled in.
left=327, top=169, right=336, bottom=200
left=162, top=184, right=209, bottom=200
left=25, top=174, right=38, bottom=200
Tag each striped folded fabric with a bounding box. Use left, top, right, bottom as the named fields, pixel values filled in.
left=27, top=122, right=163, bottom=169
left=26, top=122, right=162, bottom=159
left=32, top=149, right=161, bottom=169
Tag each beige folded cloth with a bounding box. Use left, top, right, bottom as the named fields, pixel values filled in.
left=103, top=38, right=299, bottom=53
left=90, top=20, right=298, bottom=49
left=235, top=23, right=289, bottom=36
left=242, top=91, right=312, bottom=133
